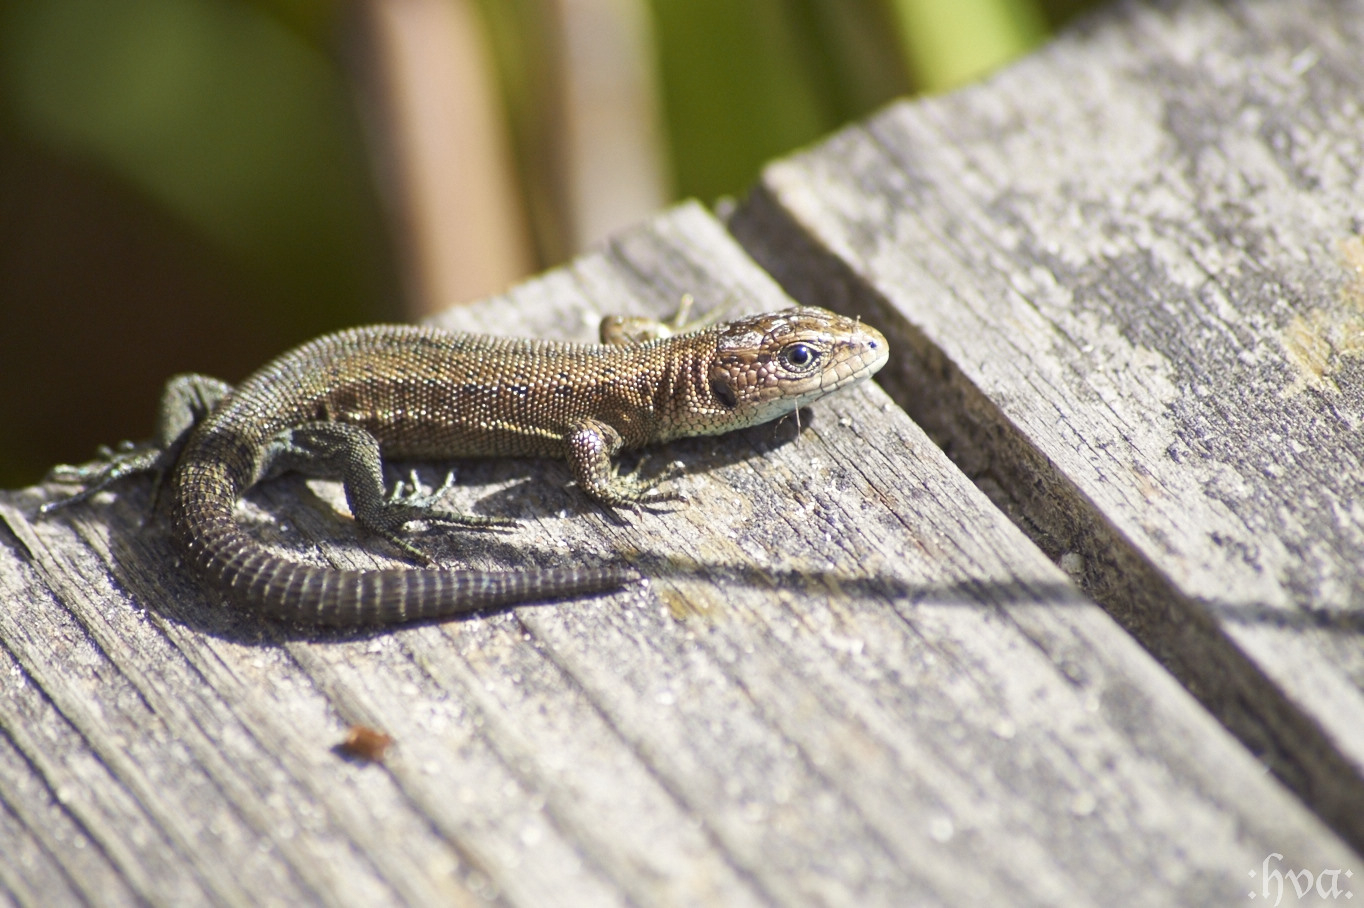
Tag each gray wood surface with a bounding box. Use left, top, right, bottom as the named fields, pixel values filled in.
left=731, top=0, right=1364, bottom=858
left=1, top=201, right=1354, bottom=906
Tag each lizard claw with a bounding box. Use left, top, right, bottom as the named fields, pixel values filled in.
left=377, top=531, right=440, bottom=567
left=388, top=468, right=456, bottom=509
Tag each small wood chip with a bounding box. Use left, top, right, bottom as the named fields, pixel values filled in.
left=336, top=725, right=393, bottom=763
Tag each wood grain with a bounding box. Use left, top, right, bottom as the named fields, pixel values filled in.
left=731, top=0, right=1364, bottom=856
left=0, top=201, right=1353, bottom=904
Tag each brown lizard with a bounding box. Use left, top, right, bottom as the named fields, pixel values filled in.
left=40, top=305, right=888, bottom=626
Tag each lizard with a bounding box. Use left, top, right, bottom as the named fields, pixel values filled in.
left=38, top=304, right=888, bottom=627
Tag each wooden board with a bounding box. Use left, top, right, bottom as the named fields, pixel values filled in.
left=0, top=202, right=1353, bottom=905
left=731, top=0, right=1364, bottom=855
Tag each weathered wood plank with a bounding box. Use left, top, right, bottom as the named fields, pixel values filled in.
left=731, top=0, right=1364, bottom=854
left=0, top=202, right=1354, bottom=905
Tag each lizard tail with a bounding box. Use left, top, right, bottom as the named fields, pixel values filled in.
left=171, top=462, right=639, bottom=626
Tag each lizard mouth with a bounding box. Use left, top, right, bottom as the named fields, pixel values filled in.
left=825, top=328, right=890, bottom=391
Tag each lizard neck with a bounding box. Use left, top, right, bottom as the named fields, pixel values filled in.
left=643, top=330, right=734, bottom=445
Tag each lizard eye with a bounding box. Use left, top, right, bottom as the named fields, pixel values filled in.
left=779, top=342, right=820, bottom=372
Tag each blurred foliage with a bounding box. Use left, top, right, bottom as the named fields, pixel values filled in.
left=0, top=0, right=1101, bottom=486
left=0, top=0, right=396, bottom=485
left=0, top=0, right=391, bottom=340
left=649, top=0, right=890, bottom=205
left=889, top=0, right=1048, bottom=91
left=646, top=0, right=1086, bottom=204
left=472, top=0, right=1098, bottom=258
left=469, top=0, right=568, bottom=265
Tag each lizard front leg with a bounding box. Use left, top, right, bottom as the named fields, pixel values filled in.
left=41, top=373, right=232, bottom=513
left=597, top=294, right=728, bottom=346
left=565, top=417, right=681, bottom=508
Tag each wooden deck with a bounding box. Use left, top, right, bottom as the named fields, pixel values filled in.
left=2, top=0, right=1362, bottom=904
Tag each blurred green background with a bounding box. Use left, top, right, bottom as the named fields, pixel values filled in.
left=0, top=0, right=1098, bottom=487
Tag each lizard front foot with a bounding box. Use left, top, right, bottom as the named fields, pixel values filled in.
left=612, top=455, right=688, bottom=508
left=567, top=417, right=690, bottom=509
left=39, top=440, right=167, bottom=514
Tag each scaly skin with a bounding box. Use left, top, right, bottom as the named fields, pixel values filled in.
left=41, top=306, right=889, bottom=626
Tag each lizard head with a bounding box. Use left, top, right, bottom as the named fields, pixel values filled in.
left=704, top=306, right=889, bottom=430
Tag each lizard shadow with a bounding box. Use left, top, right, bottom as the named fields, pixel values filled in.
left=256, top=571, right=1095, bottom=644
left=89, top=465, right=1064, bottom=648
left=90, top=492, right=1364, bottom=646
left=152, top=565, right=1088, bottom=646
left=88, top=415, right=812, bottom=644
left=45, top=433, right=1364, bottom=648
left=78, top=402, right=1364, bottom=643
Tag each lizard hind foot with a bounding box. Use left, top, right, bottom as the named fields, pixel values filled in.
left=385, top=469, right=518, bottom=531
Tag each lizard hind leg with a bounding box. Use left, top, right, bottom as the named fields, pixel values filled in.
left=40, top=373, right=233, bottom=515
left=267, top=421, right=513, bottom=566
